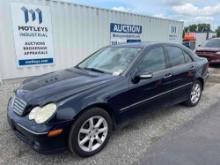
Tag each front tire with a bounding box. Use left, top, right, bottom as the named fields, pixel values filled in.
left=184, top=80, right=202, bottom=107
left=68, top=107, right=112, bottom=157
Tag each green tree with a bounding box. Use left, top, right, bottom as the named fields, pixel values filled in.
left=197, top=24, right=211, bottom=32
left=216, top=26, right=220, bottom=37
left=184, top=23, right=212, bottom=33
left=189, top=24, right=198, bottom=32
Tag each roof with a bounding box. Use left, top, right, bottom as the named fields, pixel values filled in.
left=111, top=41, right=183, bottom=48
left=111, top=42, right=157, bottom=48
left=208, top=38, right=220, bottom=40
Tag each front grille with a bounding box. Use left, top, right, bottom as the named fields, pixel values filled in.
left=13, top=97, right=27, bottom=116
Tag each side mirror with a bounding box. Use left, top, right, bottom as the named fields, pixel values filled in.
left=132, top=72, right=153, bottom=83
left=198, top=44, right=201, bottom=47
left=139, top=73, right=153, bottom=79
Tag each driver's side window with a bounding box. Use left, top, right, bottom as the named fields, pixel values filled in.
left=138, top=47, right=166, bottom=73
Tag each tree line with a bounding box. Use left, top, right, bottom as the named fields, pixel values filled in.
left=183, top=24, right=220, bottom=37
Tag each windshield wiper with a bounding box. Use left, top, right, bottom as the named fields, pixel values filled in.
left=83, top=67, right=105, bottom=73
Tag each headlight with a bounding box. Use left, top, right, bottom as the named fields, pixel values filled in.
left=216, top=52, right=220, bottom=55
left=28, top=103, right=57, bottom=124
left=28, top=107, right=41, bottom=120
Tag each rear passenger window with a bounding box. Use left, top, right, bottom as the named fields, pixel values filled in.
left=183, top=51, right=193, bottom=63
left=166, top=46, right=185, bottom=66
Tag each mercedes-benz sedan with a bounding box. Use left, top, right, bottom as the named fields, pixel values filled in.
left=7, top=42, right=208, bottom=157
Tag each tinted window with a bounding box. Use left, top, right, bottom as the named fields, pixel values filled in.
left=138, top=47, right=166, bottom=72
left=183, top=51, right=193, bottom=63
left=166, top=46, right=185, bottom=66
left=204, top=39, right=220, bottom=48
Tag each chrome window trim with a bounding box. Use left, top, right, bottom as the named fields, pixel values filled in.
left=120, top=82, right=193, bottom=112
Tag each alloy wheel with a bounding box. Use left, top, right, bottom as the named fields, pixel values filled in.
left=190, top=83, right=201, bottom=104
left=77, top=115, right=108, bottom=152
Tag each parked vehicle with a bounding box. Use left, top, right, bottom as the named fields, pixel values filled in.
left=195, top=38, right=220, bottom=64
left=7, top=42, right=208, bottom=157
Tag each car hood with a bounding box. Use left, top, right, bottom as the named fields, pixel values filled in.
left=196, top=47, right=220, bottom=52
left=16, top=68, right=117, bottom=105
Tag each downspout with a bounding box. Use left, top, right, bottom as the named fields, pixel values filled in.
left=0, top=41, right=3, bottom=85
left=0, top=43, right=3, bottom=85
left=0, top=2, right=3, bottom=85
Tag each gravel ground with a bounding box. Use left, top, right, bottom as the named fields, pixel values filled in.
left=1, top=79, right=220, bottom=165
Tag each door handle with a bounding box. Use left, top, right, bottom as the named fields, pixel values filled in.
left=164, top=73, right=172, bottom=79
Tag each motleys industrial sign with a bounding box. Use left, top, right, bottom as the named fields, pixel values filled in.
left=11, top=2, right=54, bottom=67
left=110, top=23, right=142, bottom=45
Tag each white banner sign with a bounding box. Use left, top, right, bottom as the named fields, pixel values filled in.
left=110, top=23, right=142, bottom=45
left=11, top=2, right=54, bottom=67
left=169, top=24, right=179, bottom=42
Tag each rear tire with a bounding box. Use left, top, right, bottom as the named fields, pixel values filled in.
left=68, top=107, right=112, bottom=157
left=184, top=80, right=202, bottom=107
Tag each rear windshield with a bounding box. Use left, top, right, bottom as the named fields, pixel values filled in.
left=204, top=39, right=220, bottom=48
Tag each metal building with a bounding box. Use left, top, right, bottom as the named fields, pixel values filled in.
left=0, top=0, right=184, bottom=81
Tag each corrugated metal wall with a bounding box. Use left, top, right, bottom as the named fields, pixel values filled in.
left=0, top=0, right=184, bottom=80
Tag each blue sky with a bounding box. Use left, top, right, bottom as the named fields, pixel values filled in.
left=59, top=0, right=220, bottom=30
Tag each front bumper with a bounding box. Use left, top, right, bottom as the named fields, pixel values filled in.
left=7, top=99, right=71, bottom=154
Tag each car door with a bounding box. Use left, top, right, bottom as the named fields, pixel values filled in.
left=119, top=46, right=174, bottom=113
left=164, top=45, right=195, bottom=104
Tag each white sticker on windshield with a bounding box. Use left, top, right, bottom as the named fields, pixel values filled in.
left=113, top=70, right=123, bottom=76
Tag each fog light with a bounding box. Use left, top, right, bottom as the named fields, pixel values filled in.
left=48, top=129, right=63, bottom=137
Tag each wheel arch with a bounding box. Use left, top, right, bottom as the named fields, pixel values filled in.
left=197, top=77, right=204, bottom=90
left=73, top=103, right=118, bottom=129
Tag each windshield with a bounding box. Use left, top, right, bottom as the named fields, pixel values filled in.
left=204, top=39, right=220, bottom=48
left=77, top=47, right=142, bottom=75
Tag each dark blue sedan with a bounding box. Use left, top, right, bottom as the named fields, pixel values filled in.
left=7, top=42, right=208, bottom=157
